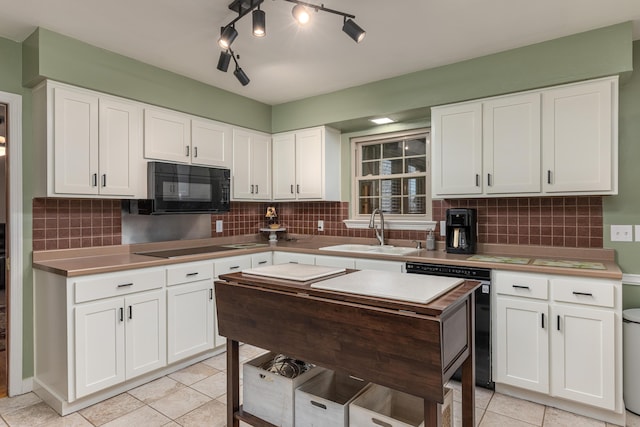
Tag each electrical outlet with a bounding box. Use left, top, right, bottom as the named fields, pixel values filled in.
left=440, top=220, right=447, bottom=237
left=216, top=220, right=223, bottom=233
left=317, top=220, right=324, bottom=232
left=611, top=225, right=632, bottom=242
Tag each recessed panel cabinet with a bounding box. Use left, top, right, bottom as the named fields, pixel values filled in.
left=232, top=128, right=272, bottom=200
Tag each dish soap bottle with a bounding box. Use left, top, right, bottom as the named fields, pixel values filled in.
left=426, top=230, right=435, bottom=251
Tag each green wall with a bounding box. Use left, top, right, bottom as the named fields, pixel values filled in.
left=23, top=28, right=272, bottom=132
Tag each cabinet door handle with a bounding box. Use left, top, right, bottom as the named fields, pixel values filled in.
left=297, top=184, right=300, bottom=194
left=209, top=289, right=213, bottom=300
left=557, top=315, right=561, bottom=331
left=119, top=307, right=124, bottom=322
left=512, top=285, right=530, bottom=290
left=547, top=170, right=552, bottom=184
left=255, top=184, right=259, bottom=194
left=475, top=174, right=479, bottom=187
left=186, top=146, right=190, bottom=157
left=487, top=173, right=491, bottom=187
left=194, top=146, right=198, bottom=158
left=229, top=265, right=240, bottom=270
left=290, top=184, right=294, bottom=194
left=289, top=261, right=299, bottom=264
left=92, top=173, right=98, bottom=187
left=118, top=283, right=134, bottom=288
left=541, top=313, right=545, bottom=329
left=186, top=272, right=199, bottom=277
left=102, top=174, right=107, bottom=187
left=129, top=305, right=133, bottom=319
left=250, top=184, right=254, bottom=194
left=372, top=418, right=393, bottom=427
left=572, top=291, right=593, bottom=297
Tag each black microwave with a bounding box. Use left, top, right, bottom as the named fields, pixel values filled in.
left=135, top=162, right=230, bottom=214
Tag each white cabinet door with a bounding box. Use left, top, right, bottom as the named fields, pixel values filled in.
left=232, top=129, right=272, bottom=200
left=354, top=259, right=405, bottom=272
left=75, top=298, right=125, bottom=398
left=191, top=119, right=232, bottom=168
left=483, top=93, right=541, bottom=194
left=251, top=133, right=272, bottom=200
left=296, top=128, right=324, bottom=199
left=99, top=98, right=141, bottom=196
left=432, top=102, right=483, bottom=196
left=542, top=78, right=616, bottom=194
left=144, top=108, right=191, bottom=163
left=125, top=290, right=166, bottom=379
left=272, top=133, right=296, bottom=200
left=496, top=297, right=549, bottom=393
left=167, top=280, right=214, bottom=363
left=550, top=304, right=616, bottom=410
left=53, top=86, right=99, bottom=195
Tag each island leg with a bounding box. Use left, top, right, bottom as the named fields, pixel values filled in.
left=227, top=339, right=240, bottom=427
left=425, top=400, right=442, bottom=427
left=461, top=293, right=476, bottom=427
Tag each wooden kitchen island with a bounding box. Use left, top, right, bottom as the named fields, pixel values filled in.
left=216, top=268, right=479, bottom=427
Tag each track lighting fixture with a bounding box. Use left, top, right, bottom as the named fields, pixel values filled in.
left=253, top=6, right=266, bottom=37
left=217, top=0, right=366, bottom=86
left=291, top=4, right=310, bottom=25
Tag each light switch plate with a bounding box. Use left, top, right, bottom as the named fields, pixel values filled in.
left=611, top=225, right=632, bottom=242
left=636, top=225, right=640, bottom=242
left=216, top=220, right=223, bottom=233
left=440, top=221, right=447, bottom=236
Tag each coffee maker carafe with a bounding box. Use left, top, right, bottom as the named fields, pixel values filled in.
left=445, top=208, right=477, bottom=254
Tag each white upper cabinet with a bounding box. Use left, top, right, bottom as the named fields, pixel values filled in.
left=272, top=126, right=341, bottom=201
left=33, top=81, right=143, bottom=198
left=143, top=107, right=191, bottom=163
left=191, top=118, right=232, bottom=168
left=232, top=128, right=272, bottom=200
left=431, top=76, right=618, bottom=198
left=542, top=77, right=617, bottom=194
left=432, top=102, right=483, bottom=196
left=483, top=93, right=541, bottom=194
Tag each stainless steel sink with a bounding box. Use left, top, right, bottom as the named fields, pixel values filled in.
left=318, top=244, right=418, bottom=256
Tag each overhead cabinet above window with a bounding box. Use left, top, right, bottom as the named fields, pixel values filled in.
left=431, top=76, right=618, bottom=198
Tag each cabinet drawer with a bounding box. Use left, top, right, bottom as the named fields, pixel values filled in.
left=167, top=261, right=214, bottom=286
left=251, top=253, right=272, bottom=268
left=552, top=278, right=615, bottom=308
left=215, top=255, right=252, bottom=277
left=75, top=267, right=165, bottom=303
left=495, top=272, right=548, bottom=300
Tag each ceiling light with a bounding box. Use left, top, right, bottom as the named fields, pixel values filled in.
left=218, top=26, right=238, bottom=49
left=370, top=117, right=395, bottom=125
left=342, top=18, right=366, bottom=43
left=253, top=7, right=266, bottom=37
left=292, top=4, right=310, bottom=24
left=234, top=67, right=250, bottom=86
left=217, top=51, right=232, bottom=72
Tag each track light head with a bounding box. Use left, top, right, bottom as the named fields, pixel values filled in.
left=292, top=4, right=310, bottom=24
left=342, top=18, right=365, bottom=43
left=234, top=67, right=250, bottom=86
left=217, top=50, right=232, bottom=72
left=252, top=8, right=266, bottom=37
left=218, top=25, right=238, bottom=49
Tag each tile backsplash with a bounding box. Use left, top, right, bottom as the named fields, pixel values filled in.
left=33, top=196, right=603, bottom=250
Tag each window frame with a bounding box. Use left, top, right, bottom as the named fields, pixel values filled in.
left=350, top=128, right=432, bottom=223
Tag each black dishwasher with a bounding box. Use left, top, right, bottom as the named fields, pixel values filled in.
left=406, top=262, right=494, bottom=390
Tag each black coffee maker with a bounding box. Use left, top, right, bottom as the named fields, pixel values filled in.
left=445, top=208, right=477, bottom=254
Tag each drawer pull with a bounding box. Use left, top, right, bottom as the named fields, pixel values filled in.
left=258, top=261, right=267, bottom=265
left=572, top=291, right=593, bottom=297
left=289, top=261, right=299, bottom=264
left=118, top=283, right=134, bottom=288
left=186, top=272, right=199, bottom=277
left=541, top=313, right=545, bottom=329
left=372, top=418, right=393, bottom=427
left=512, top=285, right=530, bottom=290
left=229, top=265, right=241, bottom=270
left=310, top=401, right=327, bottom=410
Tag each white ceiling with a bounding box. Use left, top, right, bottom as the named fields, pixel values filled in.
left=1, top=0, right=639, bottom=105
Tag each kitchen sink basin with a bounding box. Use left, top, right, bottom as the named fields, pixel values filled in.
left=319, top=244, right=418, bottom=256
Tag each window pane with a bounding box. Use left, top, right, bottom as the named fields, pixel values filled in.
left=381, top=179, right=402, bottom=197
left=362, top=161, right=379, bottom=176
left=380, top=159, right=403, bottom=175
left=403, top=177, right=426, bottom=196
left=404, top=138, right=426, bottom=156
left=359, top=197, right=379, bottom=215
left=359, top=180, right=379, bottom=197
left=405, top=157, right=426, bottom=173
left=382, top=141, right=403, bottom=158
left=381, top=197, right=402, bottom=214
left=362, top=144, right=380, bottom=161
left=403, top=196, right=426, bottom=214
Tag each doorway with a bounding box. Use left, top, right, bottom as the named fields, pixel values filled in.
left=0, top=103, right=7, bottom=397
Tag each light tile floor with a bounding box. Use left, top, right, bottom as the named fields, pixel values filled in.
left=0, top=344, right=638, bottom=427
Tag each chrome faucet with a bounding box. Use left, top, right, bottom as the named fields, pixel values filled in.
left=368, top=208, right=385, bottom=245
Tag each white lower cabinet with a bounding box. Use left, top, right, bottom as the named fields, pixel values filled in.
left=314, top=255, right=356, bottom=269
left=494, top=270, right=621, bottom=414
left=273, top=252, right=316, bottom=265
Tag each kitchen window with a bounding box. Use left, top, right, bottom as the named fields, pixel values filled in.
left=348, top=129, right=433, bottom=229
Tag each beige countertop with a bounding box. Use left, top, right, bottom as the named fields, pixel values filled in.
left=32, top=235, right=623, bottom=280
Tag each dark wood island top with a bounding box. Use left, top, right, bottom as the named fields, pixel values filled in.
left=215, top=269, right=480, bottom=427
